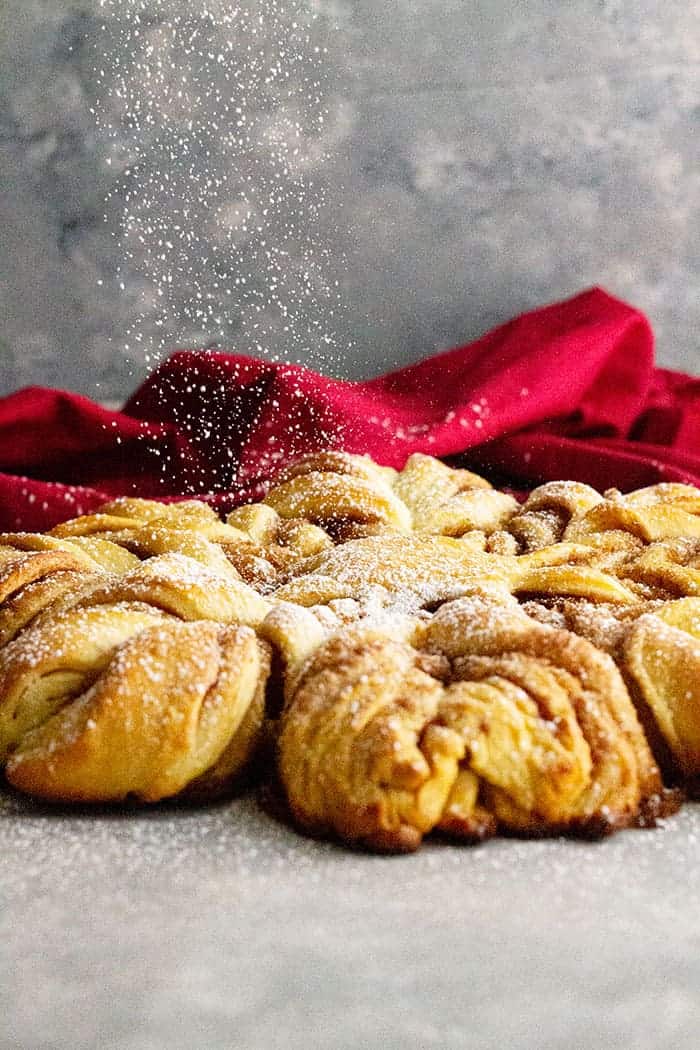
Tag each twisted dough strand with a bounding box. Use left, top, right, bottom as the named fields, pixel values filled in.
left=71, top=553, right=271, bottom=627
left=6, top=621, right=269, bottom=803
left=0, top=601, right=169, bottom=763
left=505, top=481, right=603, bottom=552
left=2, top=452, right=699, bottom=854
left=263, top=451, right=518, bottom=540
left=623, top=598, right=700, bottom=781
left=421, top=599, right=662, bottom=833
left=565, top=483, right=700, bottom=544
left=278, top=628, right=463, bottom=852
left=0, top=539, right=114, bottom=650
left=0, top=551, right=273, bottom=800
left=393, top=453, right=518, bottom=536
left=277, top=598, right=665, bottom=851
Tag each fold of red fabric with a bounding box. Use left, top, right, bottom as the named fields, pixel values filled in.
left=1, top=286, right=698, bottom=531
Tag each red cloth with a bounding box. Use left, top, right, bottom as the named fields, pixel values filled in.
left=1, top=286, right=698, bottom=532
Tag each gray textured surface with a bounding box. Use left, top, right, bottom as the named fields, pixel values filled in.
left=2, top=787, right=700, bottom=1049
left=2, top=6, right=700, bottom=1046
left=1, top=1, right=699, bottom=399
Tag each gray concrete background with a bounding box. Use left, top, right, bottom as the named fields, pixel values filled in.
left=1, top=1, right=699, bottom=400
left=3, top=789, right=700, bottom=1050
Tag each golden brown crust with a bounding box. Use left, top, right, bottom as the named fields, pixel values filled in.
left=0, top=601, right=170, bottom=762
left=0, top=546, right=273, bottom=801
left=504, top=481, right=603, bottom=552
left=224, top=504, right=333, bottom=589
left=0, top=569, right=103, bottom=649
left=273, top=533, right=517, bottom=614
left=272, top=451, right=398, bottom=488
left=392, top=453, right=517, bottom=536
left=0, top=548, right=101, bottom=606
left=421, top=599, right=662, bottom=831
left=71, top=553, right=271, bottom=627
left=265, top=472, right=412, bottom=533
left=276, top=597, right=663, bottom=850
left=278, top=630, right=464, bottom=851
left=565, top=484, right=700, bottom=544
left=519, top=598, right=657, bottom=658
left=0, top=454, right=698, bottom=855
left=51, top=497, right=250, bottom=545
left=12, top=532, right=136, bottom=575
left=622, top=598, right=700, bottom=780
left=621, top=538, right=700, bottom=598
left=6, top=622, right=270, bottom=802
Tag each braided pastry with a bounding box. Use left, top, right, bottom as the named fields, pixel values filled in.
left=6, top=620, right=269, bottom=802
left=520, top=591, right=700, bottom=794
left=274, top=533, right=641, bottom=614
left=273, top=451, right=398, bottom=489
left=71, top=553, right=271, bottom=627
left=0, top=535, right=117, bottom=648
left=505, top=481, right=603, bottom=551
left=623, top=598, right=700, bottom=783
left=263, top=451, right=518, bottom=541
left=564, top=483, right=700, bottom=544
left=520, top=598, right=658, bottom=659
left=392, top=453, right=518, bottom=536
left=278, top=626, right=461, bottom=851
left=621, top=538, right=700, bottom=598
left=507, top=542, right=641, bottom=604
left=225, top=503, right=333, bottom=589
left=51, top=496, right=249, bottom=545
left=2, top=451, right=699, bottom=858
left=51, top=495, right=262, bottom=583
left=0, top=600, right=169, bottom=764
left=51, top=494, right=334, bottom=594
left=277, top=597, right=666, bottom=850
left=273, top=533, right=516, bottom=612
left=1, top=531, right=141, bottom=574
left=263, top=452, right=412, bottom=536
left=419, top=599, right=664, bottom=833
left=0, top=551, right=272, bottom=800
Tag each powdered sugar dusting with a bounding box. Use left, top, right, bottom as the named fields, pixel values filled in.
left=2, top=787, right=699, bottom=907
left=85, top=0, right=350, bottom=487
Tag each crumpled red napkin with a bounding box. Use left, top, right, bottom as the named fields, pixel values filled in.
left=1, top=286, right=699, bottom=532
